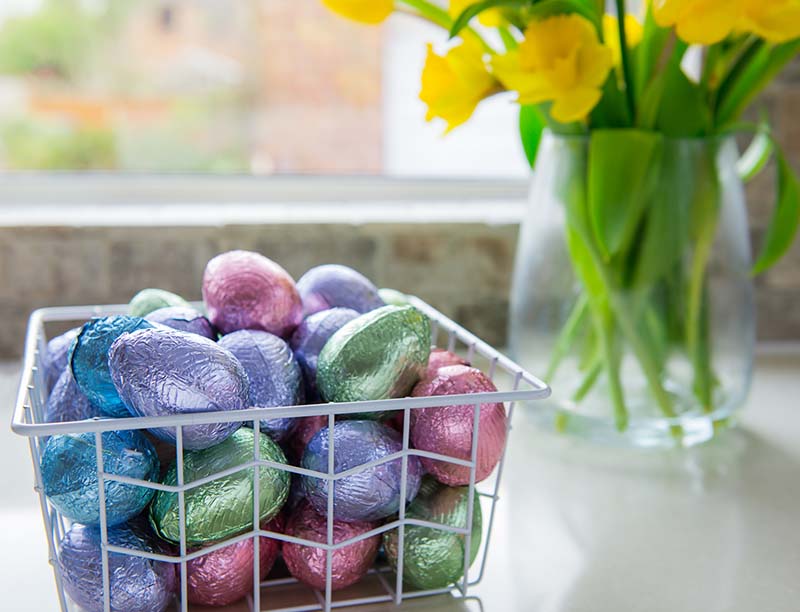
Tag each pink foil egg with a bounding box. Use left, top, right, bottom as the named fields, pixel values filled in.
left=282, top=501, right=379, bottom=591
left=289, top=415, right=329, bottom=463
left=426, top=348, right=469, bottom=378
left=410, top=365, right=507, bottom=486
left=186, top=517, right=283, bottom=607
left=202, top=250, right=303, bottom=337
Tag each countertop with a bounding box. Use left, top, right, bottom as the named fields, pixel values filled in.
left=2, top=350, right=799, bottom=612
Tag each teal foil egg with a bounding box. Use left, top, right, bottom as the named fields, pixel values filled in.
left=128, top=288, right=190, bottom=317
left=316, top=306, right=430, bottom=415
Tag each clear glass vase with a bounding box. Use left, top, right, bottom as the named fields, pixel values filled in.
left=509, top=131, right=755, bottom=447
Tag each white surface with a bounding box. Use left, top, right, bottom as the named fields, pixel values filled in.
left=3, top=351, right=799, bottom=611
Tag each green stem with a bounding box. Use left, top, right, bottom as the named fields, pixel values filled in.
left=545, top=294, right=589, bottom=382
left=614, top=0, right=636, bottom=120
left=687, top=230, right=716, bottom=412
left=572, top=358, right=602, bottom=402
left=714, top=37, right=762, bottom=115
left=497, top=25, right=518, bottom=51
left=592, top=305, right=628, bottom=432
left=398, top=0, right=494, bottom=52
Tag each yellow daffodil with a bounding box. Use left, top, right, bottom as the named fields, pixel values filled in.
left=602, top=14, right=644, bottom=66
left=739, top=0, right=800, bottom=43
left=492, top=14, right=612, bottom=123
left=449, top=0, right=504, bottom=27
left=420, top=40, right=499, bottom=132
left=652, top=0, right=741, bottom=45
left=321, top=0, right=393, bottom=24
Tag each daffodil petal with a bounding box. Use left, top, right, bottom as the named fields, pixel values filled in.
left=551, top=87, right=602, bottom=123
left=740, top=0, right=800, bottom=43
left=322, top=0, right=393, bottom=24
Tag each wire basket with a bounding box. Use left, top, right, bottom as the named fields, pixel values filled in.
left=12, top=297, right=550, bottom=612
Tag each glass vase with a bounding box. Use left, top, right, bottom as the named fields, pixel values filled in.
left=509, top=131, right=755, bottom=447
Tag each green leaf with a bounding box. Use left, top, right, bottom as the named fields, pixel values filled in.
left=524, top=0, right=601, bottom=31
left=655, top=66, right=711, bottom=137
left=736, top=123, right=773, bottom=182
left=633, top=8, right=670, bottom=100
left=752, top=147, right=800, bottom=274
left=590, top=74, right=632, bottom=128
left=519, top=104, right=546, bottom=167
left=587, top=129, right=663, bottom=259
left=449, top=0, right=527, bottom=38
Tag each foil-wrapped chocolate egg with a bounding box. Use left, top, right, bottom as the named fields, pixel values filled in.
left=383, top=477, right=482, bottom=590
left=128, top=287, right=190, bottom=317
left=145, top=306, right=216, bottom=339
left=70, top=316, right=154, bottom=417
left=289, top=415, right=328, bottom=463
left=43, top=327, right=80, bottom=394
left=58, top=519, right=176, bottom=612
left=378, top=287, right=411, bottom=307
left=218, top=330, right=304, bottom=443
left=109, top=327, right=249, bottom=450
left=41, top=430, right=159, bottom=526
left=186, top=516, right=283, bottom=607
left=283, top=501, right=380, bottom=591
left=301, top=420, right=422, bottom=522
left=297, top=264, right=384, bottom=317
left=202, top=250, right=303, bottom=337
left=316, top=306, right=430, bottom=409
left=44, top=368, right=101, bottom=424
left=411, top=365, right=507, bottom=486
left=290, top=308, right=360, bottom=401
left=426, top=348, right=469, bottom=378
left=150, top=428, right=290, bottom=545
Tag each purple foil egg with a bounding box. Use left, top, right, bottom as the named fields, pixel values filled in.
left=44, top=368, right=101, bottom=424
left=145, top=306, right=216, bottom=339
left=109, top=327, right=250, bottom=450
left=283, top=501, right=380, bottom=591
left=58, top=519, right=176, bottom=612
left=290, top=308, right=360, bottom=400
left=297, top=264, right=384, bottom=317
left=43, top=327, right=80, bottom=394
left=187, top=516, right=283, bottom=607
left=411, top=365, right=507, bottom=486
left=301, top=420, right=422, bottom=523
left=202, top=250, right=303, bottom=337
left=218, top=330, right=304, bottom=443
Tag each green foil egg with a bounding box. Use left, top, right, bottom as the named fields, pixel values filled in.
left=316, top=305, right=430, bottom=412
left=383, top=477, right=482, bottom=590
left=128, top=288, right=190, bottom=318
left=378, top=288, right=412, bottom=307
left=149, top=429, right=289, bottom=545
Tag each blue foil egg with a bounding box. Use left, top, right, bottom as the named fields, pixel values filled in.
left=290, top=308, right=360, bottom=401
left=109, top=327, right=250, bottom=450
left=41, top=430, right=159, bottom=526
left=218, top=330, right=304, bottom=442
left=301, top=420, right=422, bottom=523
left=44, top=368, right=101, bottom=424
left=70, top=316, right=154, bottom=417
left=145, top=306, right=216, bottom=340
left=58, top=519, right=176, bottom=612
left=297, top=265, right=384, bottom=317
left=43, top=327, right=80, bottom=394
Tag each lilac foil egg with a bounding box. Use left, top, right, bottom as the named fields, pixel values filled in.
left=301, top=420, right=422, bottom=523
left=186, top=517, right=283, bottom=607
left=411, top=365, right=507, bottom=486
left=44, top=368, right=101, bottom=424
left=202, top=250, right=303, bottom=337
left=58, top=520, right=176, bottom=612
left=218, top=330, right=304, bottom=443
left=109, top=327, right=249, bottom=450
left=290, top=308, right=359, bottom=400
left=43, top=327, right=80, bottom=394
left=145, top=306, right=216, bottom=339
left=283, top=501, right=380, bottom=591
left=297, top=264, right=384, bottom=317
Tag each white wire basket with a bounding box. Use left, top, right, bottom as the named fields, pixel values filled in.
left=12, top=297, right=550, bottom=612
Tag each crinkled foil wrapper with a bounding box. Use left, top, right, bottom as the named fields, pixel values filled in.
left=59, top=519, right=176, bottom=612
left=43, top=327, right=79, bottom=394
left=288, top=415, right=329, bottom=463
left=377, top=287, right=411, bottom=307
left=316, top=306, right=430, bottom=416
left=219, top=329, right=304, bottom=442
left=128, top=287, right=189, bottom=318
left=109, top=327, right=249, bottom=450
left=150, top=428, right=289, bottom=545
left=70, top=316, right=154, bottom=417
left=384, top=477, right=483, bottom=590
left=411, top=365, right=507, bottom=486
left=187, top=516, right=283, bottom=606
left=42, top=430, right=159, bottom=526
left=202, top=250, right=303, bottom=337
left=145, top=306, right=216, bottom=340
left=426, top=348, right=469, bottom=379
left=296, top=264, right=384, bottom=317
left=301, top=420, right=421, bottom=522
left=45, top=368, right=101, bottom=424
left=290, top=307, right=360, bottom=401
left=283, top=501, right=379, bottom=591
